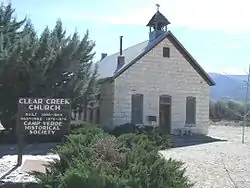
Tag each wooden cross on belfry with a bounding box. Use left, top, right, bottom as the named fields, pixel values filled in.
left=156, top=4, right=160, bottom=11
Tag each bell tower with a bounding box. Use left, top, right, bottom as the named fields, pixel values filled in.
left=146, top=4, right=170, bottom=41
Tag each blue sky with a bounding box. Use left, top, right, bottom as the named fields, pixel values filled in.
left=5, top=0, right=250, bottom=75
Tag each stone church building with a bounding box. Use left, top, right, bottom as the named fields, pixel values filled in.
left=93, top=7, right=215, bottom=135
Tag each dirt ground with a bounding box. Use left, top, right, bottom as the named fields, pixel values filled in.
left=161, top=123, right=250, bottom=188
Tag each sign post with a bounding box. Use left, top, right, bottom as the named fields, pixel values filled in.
left=16, top=98, right=71, bottom=166
left=16, top=132, right=24, bottom=166
left=16, top=101, right=24, bottom=166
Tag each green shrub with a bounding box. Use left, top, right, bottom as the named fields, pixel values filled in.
left=111, top=123, right=136, bottom=136
left=70, top=122, right=99, bottom=135
left=50, top=127, right=109, bottom=173
left=123, top=150, right=192, bottom=188
left=55, top=163, right=125, bottom=188
left=111, top=123, right=166, bottom=137
left=118, top=131, right=171, bottom=151
left=209, top=100, right=249, bottom=121
left=34, top=127, right=192, bottom=188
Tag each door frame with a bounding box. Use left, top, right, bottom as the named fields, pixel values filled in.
left=159, top=95, right=172, bottom=133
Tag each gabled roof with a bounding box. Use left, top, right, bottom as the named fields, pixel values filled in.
left=146, top=11, right=170, bottom=27
left=97, top=31, right=215, bottom=86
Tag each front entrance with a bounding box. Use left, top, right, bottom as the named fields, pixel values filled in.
left=159, top=95, right=171, bottom=134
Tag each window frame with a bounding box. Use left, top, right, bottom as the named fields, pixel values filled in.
left=185, top=96, right=196, bottom=124
left=131, top=94, right=144, bottom=124
left=163, top=47, right=170, bottom=58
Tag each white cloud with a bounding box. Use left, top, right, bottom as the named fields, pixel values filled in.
left=164, top=0, right=250, bottom=32
left=225, top=43, right=243, bottom=49
left=60, top=0, right=250, bottom=32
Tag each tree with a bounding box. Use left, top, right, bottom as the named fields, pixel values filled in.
left=0, top=2, right=27, bottom=130
left=209, top=100, right=248, bottom=121
left=26, top=20, right=98, bottom=109
left=0, top=2, right=98, bottom=131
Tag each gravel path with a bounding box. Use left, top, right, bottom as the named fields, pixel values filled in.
left=209, top=125, right=250, bottom=144
left=0, top=143, right=59, bottom=185
left=160, top=125, right=250, bottom=188
left=0, top=155, right=59, bottom=185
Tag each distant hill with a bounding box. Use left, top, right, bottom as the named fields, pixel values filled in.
left=209, top=73, right=249, bottom=101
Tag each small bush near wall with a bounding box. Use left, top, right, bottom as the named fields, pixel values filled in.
left=33, top=126, right=192, bottom=188
left=69, top=122, right=99, bottom=134
left=111, top=123, right=160, bottom=137
left=118, top=132, right=171, bottom=151
left=111, top=123, right=136, bottom=136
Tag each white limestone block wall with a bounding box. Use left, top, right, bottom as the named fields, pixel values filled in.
left=112, top=37, right=210, bottom=135
left=99, top=81, right=115, bottom=129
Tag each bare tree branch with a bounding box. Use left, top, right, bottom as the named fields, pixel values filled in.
left=220, top=154, right=239, bottom=188
left=223, top=104, right=250, bottom=120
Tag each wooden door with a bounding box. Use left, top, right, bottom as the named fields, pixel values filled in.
left=159, top=95, right=171, bottom=134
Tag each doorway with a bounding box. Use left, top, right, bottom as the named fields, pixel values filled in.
left=159, top=95, right=171, bottom=134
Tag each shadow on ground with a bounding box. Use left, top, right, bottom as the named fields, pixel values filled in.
left=0, top=143, right=59, bottom=159
left=0, top=135, right=228, bottom=157
left=0, top=165, right=19, bottom=181
left=170, top=134, right=227, bottom=148
left=0, top=182, right=39, bottom=188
